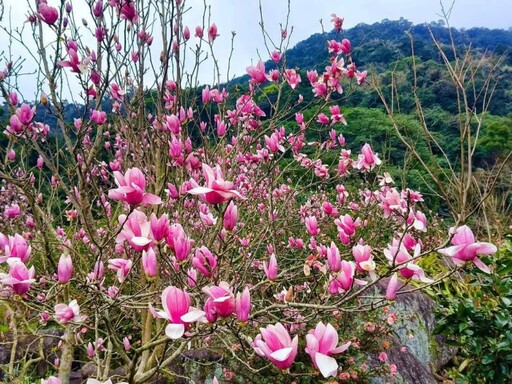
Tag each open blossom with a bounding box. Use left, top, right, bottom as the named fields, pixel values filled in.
left=352, top=244, right=375, bottom=274
left=328, top=260, right=366, bottom=294
left=120, top=0, right=139, bottom=23
left=192, top=246, right=217, bottom=278
left=116, top=210, right=153, bottom=252
left=246, top=61, right=266, bottom=84
left=203, top=281, right=236, bottom=319
left=384, top=241, right=432, bottom=283
left=305, top=322, right=351, bottom=377
left=108, top=167, right=162, bottom=206
left=58, top=46, right=89, bottom=74
left=188, top=163, right=244, bottom=204
left=355, top=143, right=381, bottom=172
left=4, top=204, right=20, bottom=219
left=152, top=286, right=205, bottom=339
left=55, top=300, right=84, bottom=324
left=253, top=323, right=298, bottom=370
left=438, top=225, right=497, bottom=273
left=108, top=258, right=132, bottom=282
left=0, top=258, right=35, bottom=295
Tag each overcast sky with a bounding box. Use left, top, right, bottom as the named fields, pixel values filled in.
left=1, top=0, right=511, bottom=99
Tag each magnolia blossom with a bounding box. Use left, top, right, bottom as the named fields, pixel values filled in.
left=355, top=143, right=381, bottom=172
left=384, top=241, right=432, bottom=283
left=188, top=163, right=244, bottom=204
left=246, top=60, right=266, bottom=84
left=253, top=323, right=298, bottom=370
left=203, top=281, right=236, bottom=318
left=0, top=233, right=32, bottom=263
left=107, top=258, right=132, bottom=283
left=55, top=300, right=85, bottom=324
left=0, top=258, right=35, bottom=295
left=305, top=322, right=351, bottom=377
left=263, top=253, right=278, bottom=280
left=108, top=168, right=162, bottom=206
left=152, top=286, right=205, bottom=339
left=38, top=3, right=59, bottom=25
left=235, top=286, right=251, bottom=322
left=438, top=225, right=497, bottom=273
left=57, top=253, right=73, bottom=284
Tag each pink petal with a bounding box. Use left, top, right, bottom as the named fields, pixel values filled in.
left=142, top=193, right=162, bottom=206
left=473, top=257, right=491, bottom=274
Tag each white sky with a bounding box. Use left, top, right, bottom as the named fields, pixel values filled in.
left=1, top=0, right=511, bottom=99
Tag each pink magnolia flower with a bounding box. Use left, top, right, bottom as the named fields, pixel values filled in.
left=270, top=51, right=282, bottom=63
left=327, top=242, right=342, bottom=272
left=202, top=281, right=236, bottom=318
left=168, top=224, right=192, bottom=262
left=355, top=143, right=382, bottom=172
left=246, top=61, right=266, bottom=84
left=57, top=253, right=73, bottom=284
left=1, top=233, right=32, bottom=263
left=107, top=258, right=132, bottom=283
left=253, top=323, right=298, bottom=370
left=120, top=0, right=139, bottom=23
left=340, top=39, right=351, bottom=55
left=438, top=225, right=497, bottom=273
left=0, top=258, right=35, bottom=295
left=305, top=322, right=351, bottom=377
left=141, top=248, right=157, bottom=278
left=38, top=3, right=59, bottom=25
left=284, top=69, right=301, bottom=89
left=116, top=210, right=153, bottom=252
left=235, top=286, right=251, bottom=322
left=328, top=260, right=366, bottom=294
left=58, top=48, right=89, bottom=74
left=150, top=213, right=169, bottom=241
left=90, top=110, right=107, bottom=125
left=54, top=300, right=84, bottom=324
left=108, top=168, right=162, bottom=206
left=352, top=244, right=375, bottom=274
left=208, top=23, right=219, bottom=42
left=385, top=273, right=399, bottom=300
left=188, top=163, right=244, bottom=204
left=384, top=241, right=432, bottom=283
left=153, top=286, right=205, bottom=339
left=263, top=253, right=278, bottom=280
left=16, top=104, right=36, bottom=125
left=223, top=201, right=238, bottom=231
left=4, top=204, right=20, bottom=219
left=305, top=216, right=319, bottom=236
left=331, top=14, right=344, bottom=32
left=192, top=246, right=217, bottom=278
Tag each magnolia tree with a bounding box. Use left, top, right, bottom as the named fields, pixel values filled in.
left=0, top=0, right=498, bottom=383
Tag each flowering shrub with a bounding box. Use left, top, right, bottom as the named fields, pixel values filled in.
left=0, top=1, right=498, bottom=383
